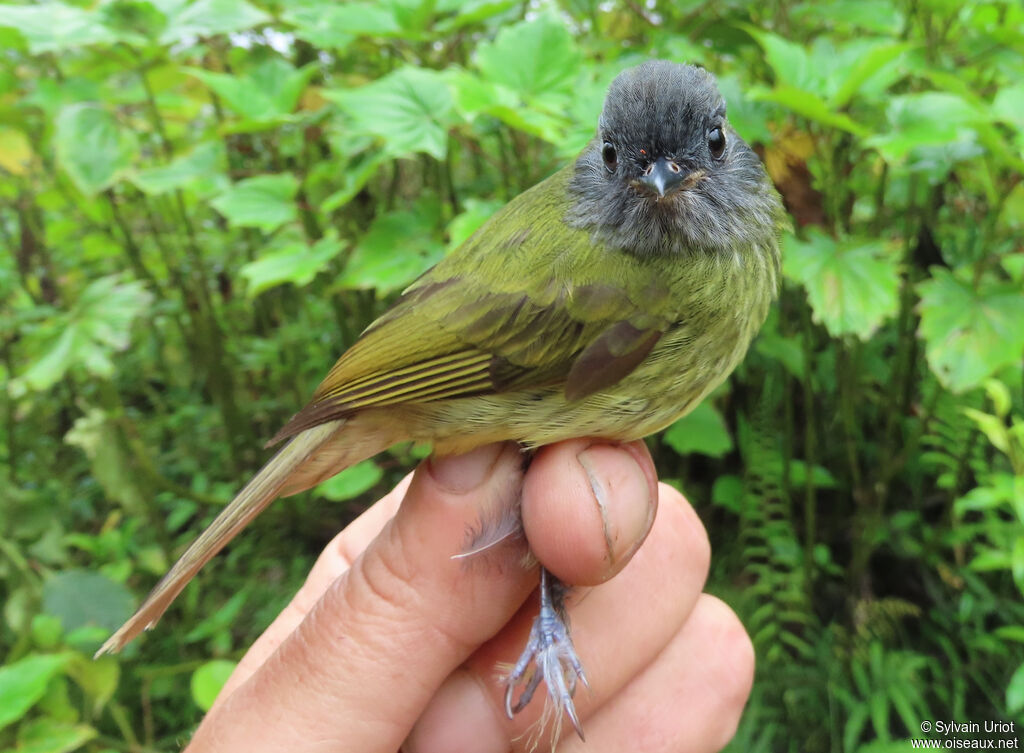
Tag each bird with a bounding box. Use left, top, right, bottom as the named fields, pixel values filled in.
left=96, top=60, right=784, bottom=740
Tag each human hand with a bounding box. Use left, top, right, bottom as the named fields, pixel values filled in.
left=185, top=439, right=754, bottom=752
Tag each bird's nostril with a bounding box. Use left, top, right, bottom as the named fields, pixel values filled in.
left=668, top=161, right=681, bottom=173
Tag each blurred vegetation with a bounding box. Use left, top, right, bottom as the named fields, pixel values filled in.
left=1, top=0, right=1022, bottom=750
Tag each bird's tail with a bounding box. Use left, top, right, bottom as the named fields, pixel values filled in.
left=95, top=420, right=344, bottom=657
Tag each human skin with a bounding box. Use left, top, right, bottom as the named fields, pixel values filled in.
left=185, top=439, right=755, bottom=753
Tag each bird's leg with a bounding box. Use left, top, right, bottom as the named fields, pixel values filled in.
left=504, top=566, right=589, bottom=740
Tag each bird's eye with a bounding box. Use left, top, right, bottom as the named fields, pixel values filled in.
left=602, top=142, right=617, bottom=172
left=708, top=127, right=726, bottom=159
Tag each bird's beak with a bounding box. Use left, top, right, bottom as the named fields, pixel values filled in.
left=636, top=157, right=688, bottom=198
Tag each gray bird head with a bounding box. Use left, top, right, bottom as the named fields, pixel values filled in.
left=567, top=61, right=783, bottom=259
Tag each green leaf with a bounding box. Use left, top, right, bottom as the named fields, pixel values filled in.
left=320, top=151, right=389, bottom=213
left=446, top=198, right=503, bottom=250
left=711, top=474, right=745, bottom=513
left=749, top=85, right=867, bottom=136
left=64, top=655, right=119, bottom=713
left=42, top=570, right=135, bottom=633
left=340, top=202, right=444, bottom=293
left=156, top=0, right=270, bottom=43
left=326, top=67, right=455, bottom=160
left=190, top=659, right=237, bottom=711
left=0, top=653, right=73, bottom=730
left=315, top=460, right=384, bottom=501
left=0, top=125, right=34, bottom=176
left=474, top=12, right=582, bottom=99
left=11, top=276, right=152, bottom=395
left=992, top=83, right=1024, bottom=129
left=54, top=104, right=138, bottom=195
left=210, top=174, right=298, bottom=232
left=783, top=231, right=900, bottom=339
left=828, top=41, right=910, bottom=108
left=1008, top=662, right=1024, bottom=714
left=189, top=59, right=318, bottom=123
left=917, top=269, right=1024, bottom=393
left=0, top=4, right=117, bottom=54
left=740, top=26, right=816, bottom=92
left=867, top=92, right=987, bottom=163
left=14, top=718, right=97, bottom=753
left=240, top=234, right=344, bottom=297
left=663, top=402, right=734, bottom=458
left=130, top=141, right=228, bottom=196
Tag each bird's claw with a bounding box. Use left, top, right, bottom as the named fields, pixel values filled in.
left=504, top=571, right=589, bottom=741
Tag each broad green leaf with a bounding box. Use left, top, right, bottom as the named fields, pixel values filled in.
left=0, top=126, right=33, bottom=175
left=663, top=402, right=734, bottom=458
left=992, top=83, right=1024, bottom=129
left=98, top=0, right=170, bottom=43
left=740, top=26, right=816, bottom=93
left=435, top=0, right=518, bottom=30
left=11, top=276, right=152, bottom=395
left=749, top=85, right=867, bottom=136
left=31, top=615, right=63, bottom=651
left=191, top=660, right=237, bottom=711
left=446, top=198, right=503, bottom=250
left=156, top=0, right=270, bottom=43
left=54, top=104, right=138, bottom=195
left=64, top=655, right=119, bottom=713
left=130, top=141, right=227, bottom=196
left=340, top=202, right=444, bottom=293
left=1009, top=662, right=1024, bottom=713
left=210, top=174, right=298, bottom=231
left=14, top=718, right=96, bottom=753
left=42, top=570, right=135, bottom=633
left=282, top=2, right=354, bottom=49
left=326, top=67, right=455, bottom=160
left=64, top=409, right=147, bottom=514
left=783, top=231, right=900, bottom=339
left=0, top=653, right=73, bottom=729
left=867, top=92, right=987, bottom=163
left=320, top=151, right=389, bottom=213
left=447, top=70, right=569, bottom=142
left=188, top=59, right=318, bottom=123
left=316, top=460, right=384, bottom=501
left=711, top=475, right=745, bottom=513
left=829, top=41, right=911, bottom=108
left=790, top=0, right=904, bottom=34
left=474, top=12, right=582, bottom=99
left=917, top=269, right=1024, bottom=392
left=0, top=4, right=117, bottom=54
left=240, top=234, right=344, bottom=296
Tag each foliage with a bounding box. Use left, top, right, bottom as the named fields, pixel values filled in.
left=0, top=0, right=1022, bottom=750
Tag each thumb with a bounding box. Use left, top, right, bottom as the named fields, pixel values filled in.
left=187, top=442, right=535, bottom=753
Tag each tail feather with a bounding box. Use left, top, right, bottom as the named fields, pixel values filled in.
left=95, top=421, right=343, bottom=657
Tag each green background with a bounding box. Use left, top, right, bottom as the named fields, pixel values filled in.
left=1, top=0, right=1023, bottom=750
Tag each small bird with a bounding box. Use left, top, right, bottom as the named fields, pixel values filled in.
left=97, top=60, right=784, bottom=738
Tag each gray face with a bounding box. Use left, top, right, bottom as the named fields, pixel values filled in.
left=567, top=61, right=782, bottom=257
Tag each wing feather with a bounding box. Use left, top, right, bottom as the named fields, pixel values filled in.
left=270, top=166, right=679, bottom=445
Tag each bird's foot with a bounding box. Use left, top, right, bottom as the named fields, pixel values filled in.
left=504, top=568, right=589, bottom=740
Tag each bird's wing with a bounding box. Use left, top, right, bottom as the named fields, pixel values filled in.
left=271, top=168, right=678, bottom=443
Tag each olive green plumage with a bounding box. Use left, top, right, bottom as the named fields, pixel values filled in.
left=97, top=61, right=785, bottom=695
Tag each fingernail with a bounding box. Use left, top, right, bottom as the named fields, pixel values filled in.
left=576, top=444, right=655, bottom=567
left=428, top=443, right=508, bottom=494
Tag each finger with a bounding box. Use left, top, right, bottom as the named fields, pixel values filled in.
left=404, top=482, right=710, bottom=753
left=188, top=442, right=537, bottom=753
left=559, top=595, right=755, bottom=753
left=523, top=439, right=659, bottom=586
left=217, top=473, right=414, bottom=701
